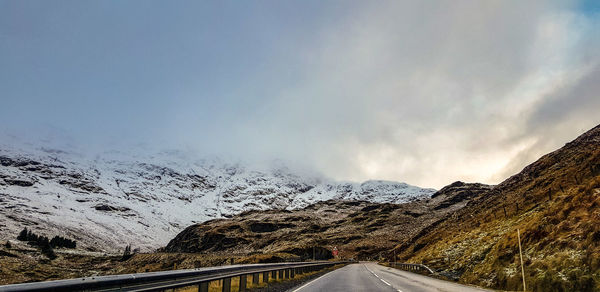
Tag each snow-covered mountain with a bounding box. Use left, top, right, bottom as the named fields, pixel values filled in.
left=0, top=142, right=435, bottom=252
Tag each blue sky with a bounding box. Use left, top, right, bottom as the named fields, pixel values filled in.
left=1, top=0, right=599, bottom=188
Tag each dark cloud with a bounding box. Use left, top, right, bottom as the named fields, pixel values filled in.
left=527, top=65, right=600, bottom=132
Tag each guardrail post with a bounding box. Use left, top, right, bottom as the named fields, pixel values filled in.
left=199, top=281, right=209, bottom=292
left=2, top=261, right=350, bottom=291
left=240, top=274, right=247, bottom=291
left=222, top=277, right=231, bottom=292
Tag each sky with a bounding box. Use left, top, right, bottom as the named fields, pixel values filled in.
left=1, top=0, right=599, bottom=189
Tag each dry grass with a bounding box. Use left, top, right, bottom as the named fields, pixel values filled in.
left=397, top=128, right=600, bottom=292
left=0, top=245, right=307, bottom=286
left=169, top=265, right=342, bottom=292
left=0, top=243, right=122, bottom=285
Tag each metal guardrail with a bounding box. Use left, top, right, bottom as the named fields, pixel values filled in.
left=388, top=262, right=435, bottom=274
left=0, top=261, right=350, bottom=292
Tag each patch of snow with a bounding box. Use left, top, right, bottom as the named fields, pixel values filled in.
left=0, top=141, right=435, bottom=252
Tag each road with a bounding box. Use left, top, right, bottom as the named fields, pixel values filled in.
left=289, top=262, right=492, bottom=292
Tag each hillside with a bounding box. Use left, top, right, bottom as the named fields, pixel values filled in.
left=162, top=182, right=491, bottom=260
left=397, top=124, right=600, bottom=291
left=0, top=142, right=435, bottom=252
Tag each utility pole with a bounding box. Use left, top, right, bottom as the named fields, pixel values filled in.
left=518, top=229, right=526, bottom=291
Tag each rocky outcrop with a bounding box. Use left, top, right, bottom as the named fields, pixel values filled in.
left=430, top=181, right=493, bottom=210
left=4, top=179, right=35, bottom=187
left=93, top=204, right=131, bottom=212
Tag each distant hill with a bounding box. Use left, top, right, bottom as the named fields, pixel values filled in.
left=397, top=124, right=600, bottom=291
left=0, top=142, right=434, bottom=252
left=162, top=182, right=491, bottom=260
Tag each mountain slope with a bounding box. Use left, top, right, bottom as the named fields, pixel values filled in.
left=162, top=182, right=491, bottom=260
left=0, top=144, right=435, bottom=252
left=397, top=124, right=600, bottom=291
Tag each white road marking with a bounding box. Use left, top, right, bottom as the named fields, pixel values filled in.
left=364, top=263, right=396, bottom=288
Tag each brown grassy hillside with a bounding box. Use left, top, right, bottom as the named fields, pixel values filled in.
left=163, top=182, right=491, bottom=261
left=397, top=124, right=600, bottom=291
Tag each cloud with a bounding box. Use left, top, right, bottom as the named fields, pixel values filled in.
left=1, top=1, right=598, bottom=189
left=218, top=1, right=600, bottom=188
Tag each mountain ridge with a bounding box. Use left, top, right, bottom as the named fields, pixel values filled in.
left=161, top=181, right=492, bottom=261
left=0, top=143, right=435, bottom=252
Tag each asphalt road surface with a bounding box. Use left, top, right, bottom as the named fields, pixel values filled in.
left=289, top=262, right=492, bottom=292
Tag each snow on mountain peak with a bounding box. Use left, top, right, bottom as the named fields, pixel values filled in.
left=0, top=143, right=435, bottom=252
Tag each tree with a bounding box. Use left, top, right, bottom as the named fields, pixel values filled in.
left=50, top=236, right=59, bottom=248
left=121, top=244, right=132, bottom=261
left=26, top=230, right=38, bottom=242
left=17, top=228, right=28, bottom=241
left=41, top=244, right=56, bottom=260
left=49, top=235, right=77, bottom=249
